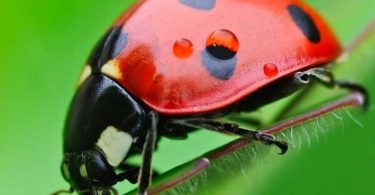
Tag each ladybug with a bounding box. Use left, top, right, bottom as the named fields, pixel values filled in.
left=58, top=0, right=368, bottom=194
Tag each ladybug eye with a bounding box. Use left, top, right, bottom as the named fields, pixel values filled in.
left=206, top=29, right=239, bottom=60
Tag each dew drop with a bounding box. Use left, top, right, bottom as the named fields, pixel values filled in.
left=206, top=29, right=239, bottom=60
left=173, top=38, right=193, bottom=59
left=263, top=63, right=279, bottom=77
left=206, top=29, right=239, bottom=52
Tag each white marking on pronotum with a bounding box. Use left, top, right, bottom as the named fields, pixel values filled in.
left=101, top=60, right=121, bottom=79
left=96, top=126, right=133, bottom=167
left=78, top=65, right=92, bottom=85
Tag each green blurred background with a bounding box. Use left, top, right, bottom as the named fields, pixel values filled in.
left=0, top=0, right=375, bottom=194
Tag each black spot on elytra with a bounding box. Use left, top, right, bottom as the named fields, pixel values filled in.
left=179, top=0, right=216, bottom=10
left=287, top=4, right=321, bottom=43
left=87, top=26, right=128, bottom=72
left=201, top=50, right=236, bottom=80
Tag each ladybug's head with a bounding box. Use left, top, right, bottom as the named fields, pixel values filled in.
left=61, top=150, right=117, bottom=194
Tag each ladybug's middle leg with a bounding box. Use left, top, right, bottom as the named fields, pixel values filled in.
left=166, top=118, right=288, bottom=154
left=114, top=112, right=158, bottom=194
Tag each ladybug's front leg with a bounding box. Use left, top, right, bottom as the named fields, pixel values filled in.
left=274, top=68, right=369, bottom=121
left=294, top=68, right=369, bottom=109
left=333, top=81, right=369, bottom=109
left=138, top=112, right=158, bottom=195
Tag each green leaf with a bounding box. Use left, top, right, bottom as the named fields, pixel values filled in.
left=0, top=0, right=374, bottom=195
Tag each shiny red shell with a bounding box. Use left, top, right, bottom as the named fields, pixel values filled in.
left=101, top=0, right=341, bottom=115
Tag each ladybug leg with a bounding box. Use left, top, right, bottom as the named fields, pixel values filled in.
left=138, top=111, right=159, bottom=195
left=294, top=68, right=369, bottom=109
left=116, top=165, right=140, bottom=184
left=159, top=123, right=191, bottom=140
left=108, top=187, right=118, bottom=195
left=275, top=68, right=369, bottom=120
left=116, top=164, right=161, bottom=184
left=333, top=81, right=369, bottom=109
left=149, top=92, right=366, bottom=194
left=167, top=118, right=288, bottom=154
left=226, top=113, right=262, bottom=127
left=49, top=187, right=74, bottom=195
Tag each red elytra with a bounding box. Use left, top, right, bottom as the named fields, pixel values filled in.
left=101, top=0, right=341, bottom=115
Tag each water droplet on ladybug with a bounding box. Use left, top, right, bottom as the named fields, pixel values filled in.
left=263, top=63, right=279, bottom=77
left=173, top=39, right=193, bottom=58
left=206, top=29, right=239, bottom=60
